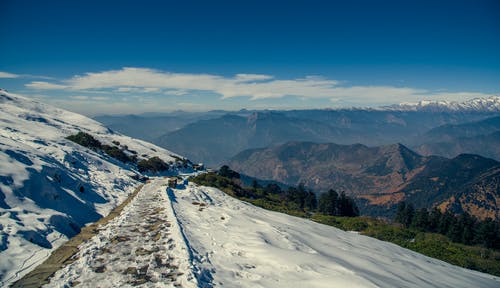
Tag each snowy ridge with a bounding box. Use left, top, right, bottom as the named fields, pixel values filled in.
left=0, top=90, right=184, bottom=286
left=382, top=95, right=500, bottom=112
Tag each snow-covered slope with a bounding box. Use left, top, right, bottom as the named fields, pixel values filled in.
left=382, top=95, right=500, bottom=112
left=44, top=179, right=499, bottom=287
left=0, top=90, right=185, bottom=286
left=170, top=183, right=499, bottom=287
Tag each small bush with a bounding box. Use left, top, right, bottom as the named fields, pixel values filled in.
left=137, top=156, right=169, bottom=173
left=102, top=145, right=134, bottom=163
left=66, top=132, right=102, bottom=150
left=66, top=132, right=137, bottom=164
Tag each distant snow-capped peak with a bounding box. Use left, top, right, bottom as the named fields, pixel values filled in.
left=383, top=95, right=500, bottom=112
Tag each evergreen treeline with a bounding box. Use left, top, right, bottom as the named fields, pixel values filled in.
left=318, top=189, right=359, bottom=217
left=194, top=165, right=359, bottom=217
left=395, top=202, right=499, bottom=249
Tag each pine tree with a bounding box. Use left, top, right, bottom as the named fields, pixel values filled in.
left=264, top=183, right=281, bottom=195
left=439, top=210, right=455, bottom=235
left=475, top=218, right=500, bottom=249
left=304, top=191, right=317, bottom=211
left=338, top=192, right=359, bottom=217
left=411, top=208, right=429, bottom=230
left=461, top=212, right=475, bottom=245
left=218, top=165, right=231, bottom=178
left=251, top=179, right=260, bottom=190
left=395, top=202, right=407, bottom=224
left=428, top=208, right=442, bottom=233
left=446, top=216, right=462, bottom=242
left=395, top=201, right=415, bottom=228
left=318, top=189, right=339, bottom=216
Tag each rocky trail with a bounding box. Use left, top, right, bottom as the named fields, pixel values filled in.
left=44, top=179, right=197, bottom=287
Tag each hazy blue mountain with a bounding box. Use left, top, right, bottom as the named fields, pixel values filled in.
left=415, top=131, right=500, bottom=161
left=418, top=115, right=500, bottom=143
left=411, top=116, right=500, bottom=160
left=94, top=110, right=233, bottom=141
left=94, top=115, right=194, bottom=142
left=155, top=110, right=496, bottom=166
left=156, top=112, right=350, bottom=166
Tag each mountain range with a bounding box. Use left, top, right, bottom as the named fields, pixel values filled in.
left=414, top=116, right=500, bottom=160
left=156, top=112, right=351, bottom=165
left=93, top=96, right=500, bottom=167
left=157, top=111, right=498, bottom=166
left=382, top=95, right=500, bottom=112
left=417, top=115, right=500, bottom=142
left=94, top=110, right=229, bottom=143
left=227, top=142, right=500, bottom=220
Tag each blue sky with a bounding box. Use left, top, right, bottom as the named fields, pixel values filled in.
left=0, top=0, right=499, bottom=115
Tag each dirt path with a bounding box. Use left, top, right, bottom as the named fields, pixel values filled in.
left=42, top=178, right=195, bottom=287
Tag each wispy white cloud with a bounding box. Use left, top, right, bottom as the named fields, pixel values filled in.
left=164, top=89, right=189, bottom=96
left=23, top=67, right=496, bottom=105
left=25, top=81, right=68, bottom=90
left=143, top=87, right=160, bottom=93
left=70, top=95, right=109, bottom=101
left=0, top=71, right=55, bottom=79
left=234, top=73, right=273, bottom=82
left=0, top=71, right=20, bottom=78
left=116, top=87, right=134, bottom=92
left=21, top=67, right=395, bottom=100
left=116, top=86, right=161, bottom=93
left=70, top=95, right=89, bottom=100
left=42, top=98, right=155, bottom=116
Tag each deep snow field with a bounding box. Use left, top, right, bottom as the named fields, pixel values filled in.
left=0, top=90, right=182, bottom=286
